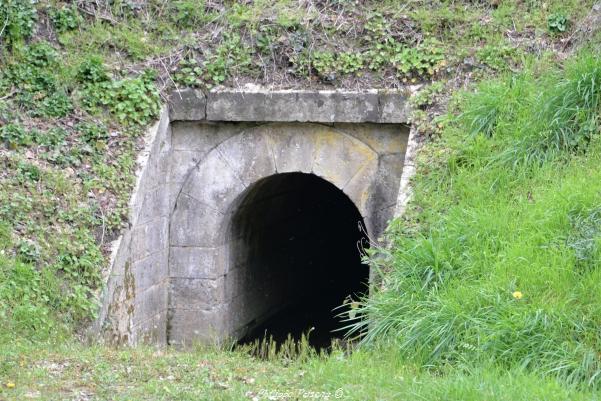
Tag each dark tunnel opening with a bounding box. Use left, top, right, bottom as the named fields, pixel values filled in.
left=229, top=172, right=369, bottom=350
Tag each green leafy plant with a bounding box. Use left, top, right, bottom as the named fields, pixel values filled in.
left=411, top=81, right=445, bottom=109
left=83, top=70, right=160, bottom=126
left=203, top=33, right=252, bottom=85
left=337, top=52, right=364, bottom=74
left=174, top=58, right=203, bottom=87
left=547, top=13, right=568, bottom=33
left=77, top=56, right=110, bottom=84
left=390, top=39, right=445, bottom=81
left=255, top=25, right=279, bottom=55
left=168, top=0, right=210, bottom=28
left=476, top=44, right=519, bottom=71
left=365, top=39, right=396, bottom=71
left=49, top=5, right=81, bottom=34
left=363, top=12, right=386, bottom=43
left=311, top=51, right=364, bottom=80
left=312, top=51, right=337, bottom=78
left=35, top=90, right=72, bottom=118
left=0, top=0, right=37, bottom=46
left=77, top=122, right=108, bottom=144
left=16, top=238, right=40, bottom=263
left=34, top=127, right=67, bottom=148
left=0, top=123, right=31, bottom=149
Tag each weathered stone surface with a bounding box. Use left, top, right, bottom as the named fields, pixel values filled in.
left=216, top=129, right=276, bottom=186
left=170, top=193, right=225, bottom=247
left=342, top=160, right=379, bottom=218
left=131, top=310, right=168, bottom=344
left=378, top=91, right=411, bottom=123
left=372, top=153, right=406, bottom=211
left=263, top=124, right=317, bottom=173
left=334, top=123, right=409, bottom=155
left=169, top=246, right=226, bottom=279
left=132, top=250, right=168, bottom=291
left=133, top=280, right=168, bottom=327
left=168, top=307, right=227, bottom=345
left=135, top=185, right=169, bottom=225
left=312, top=129, right=377, bottom=189
left=168, top=150, right=201, bottom=187
left=169, top=277, right=225, bottom=309
left=130, top=217, right=168, bottom=261
left=180, top=151, right=247, bottom=212
left=170, top=121, right=252, bottom=151
left=168, top=88, right=206, bottom=121
left=206, top=88, right=409, bottom=123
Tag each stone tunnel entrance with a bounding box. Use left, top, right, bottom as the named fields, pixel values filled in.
left=229, top=173, right=369, bottom=348
left=97, top=88, right=411, bottom=346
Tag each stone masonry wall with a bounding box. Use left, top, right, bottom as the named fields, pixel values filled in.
left=94, top=107, right=171, bottom=344
left=95, top=87, right=413, bottom=345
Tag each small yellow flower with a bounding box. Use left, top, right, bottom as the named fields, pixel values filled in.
left=6, top=381, right=15, bottom=388
left=512, top=291, right=523, bottom=300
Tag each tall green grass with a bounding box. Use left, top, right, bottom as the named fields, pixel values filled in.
left=348, top=51, right=601, bottom=387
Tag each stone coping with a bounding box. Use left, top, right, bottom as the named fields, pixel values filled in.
left=168, top=86, right=413, bottom=124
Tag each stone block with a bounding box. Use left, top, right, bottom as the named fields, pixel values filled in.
left=371, top=153, right=405, bottom=211
left=168, top=150, right=202, bottom=185
left=342, top=160, right=378, bottom=218
left=133, top=280, right=168, bottom=326
left=263, top=124, right=317, bottom=173
left=216, top=129, right=276, bottom=186
left=131, top=250, right=168, bottom=291
left=170, top=121, right=247, bottom=151
left=168, top=307, right=228, bottom=346
left=180, top=150, right=247, bottom=213
left=131, top=309, right=168, bottom=344
left=136, top=185, right=169, bottom=225
left=378, top=91, right=410, bottom=123
left=169, top=246, right=226, bottom=279
left=169, top=277, right=226, bottom=310
left=207, top=88, right=381, bottom=123
left=169, top=193, right=225, bottom=247
left=130, top=217, right=169, bottom=261
left=312, top=129, right=378, bottom=189
left=169, top=88, right=206, bottom=121
left=334, top=123, right=409, bottom=155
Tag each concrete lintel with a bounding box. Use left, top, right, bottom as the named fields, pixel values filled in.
left=169, top=86, right=412, bottom=123
left=169, top=88, right=206, bottom=121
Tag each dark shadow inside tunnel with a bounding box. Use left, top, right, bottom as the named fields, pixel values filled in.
left=228, top=172, right=369, bottom=350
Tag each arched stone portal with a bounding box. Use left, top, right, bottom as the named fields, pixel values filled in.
left=96, top=88, right=411, bottom=346
left=168, top=123, right=381, bottom=345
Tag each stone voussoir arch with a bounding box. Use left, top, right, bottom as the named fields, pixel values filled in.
left=170, top=122, right=379, bottom=250
left=167, top=122, right=381, bottom=344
